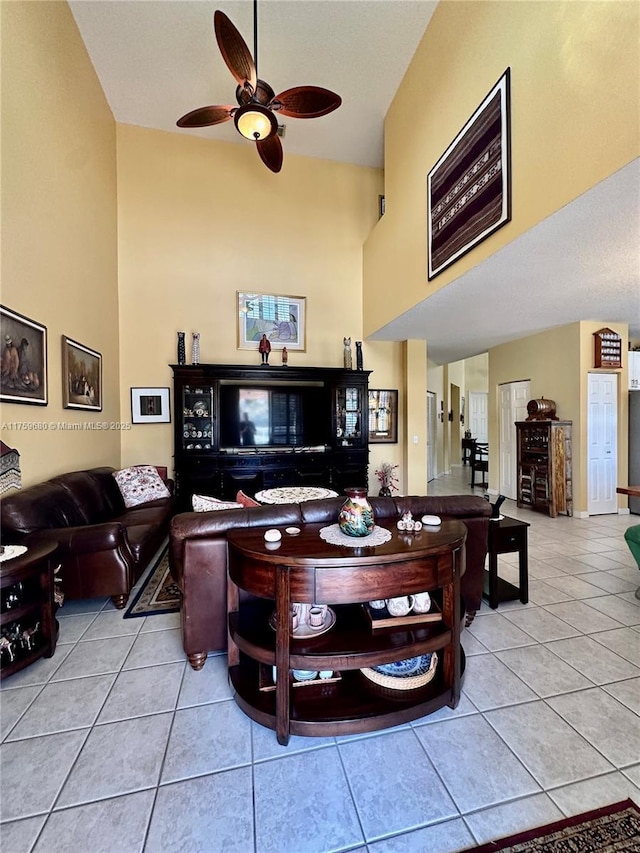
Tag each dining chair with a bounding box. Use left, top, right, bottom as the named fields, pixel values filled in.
left=470, top=442, right=489, bottom=488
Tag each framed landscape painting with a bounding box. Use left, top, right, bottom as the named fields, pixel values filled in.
left=237, top=291, right=306, bottom=352
left=0, top=305, right=48, bottom=405
left=62, top=335, right=102, bottom=411
left=427, top=68, right=511, bottom=280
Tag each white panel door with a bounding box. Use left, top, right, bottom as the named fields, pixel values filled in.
left=499, top=380, right=530, bottom=499
left=468, top=392, right=488, bottom=442
left=588, top=372, right=618, bottom=515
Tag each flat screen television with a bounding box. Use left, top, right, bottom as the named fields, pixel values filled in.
left=219, top=382, right=326, bottom=450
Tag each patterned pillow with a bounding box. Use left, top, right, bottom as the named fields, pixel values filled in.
left=113, top=465, right=171, bottom=508
left=192, top=494, right=243, bottom=512
left=236, top=490, right=260, bottom=507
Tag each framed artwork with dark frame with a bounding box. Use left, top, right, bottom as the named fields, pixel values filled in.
left=62, top=335, right=102, bottom=411
left=368, top=389, right=398, bottom=444
left=237, top=291, right=306, bottom=352
left=131, top=387, right=171, bottom=424
left=0, top=305, right=48, bottom=406
left=427, top=68, right=511, bottom=280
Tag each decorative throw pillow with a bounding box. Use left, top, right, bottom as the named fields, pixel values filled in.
left=192, top=494, right=243, bottom=512
left=236, top=490, right=260, bottom=507
left=113, top=465, right=171, bottom=508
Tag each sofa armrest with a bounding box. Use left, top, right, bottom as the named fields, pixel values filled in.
left=30, top=521, right=135, bottom=558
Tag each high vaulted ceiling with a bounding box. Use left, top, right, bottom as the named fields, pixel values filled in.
left=69, top=0, right=640, bottom=363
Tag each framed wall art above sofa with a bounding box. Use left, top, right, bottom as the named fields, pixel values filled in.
left=62, top=335, right=102, bottom=411
left=0, top=305, right=48, bottom=406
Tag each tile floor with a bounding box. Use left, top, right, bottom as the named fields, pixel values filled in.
left=1, top=467, right=639, bottom=852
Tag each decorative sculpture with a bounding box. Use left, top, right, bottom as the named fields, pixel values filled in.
left=355, top=341, right=363, bottom=370
left=343, top=337, right=352, bottom=369
left=191, top=332, right=200, bottom=365
left=177, top=332, right=186, bottom=365
left=282, top=346, right=288, bottom=366
left=259, top=334, right=271, bottom=365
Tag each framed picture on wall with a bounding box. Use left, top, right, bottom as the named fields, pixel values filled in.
left=131, top=387, right=171, bottom=423
left=62, top=335, right=102, bottom=411
left=368, top=389, right=398, bottom=443
left=427, top=68, right=511, bottom=280
left=0, top=305, right=48, bottom=406
left=237, top=291, right=306, bottom=352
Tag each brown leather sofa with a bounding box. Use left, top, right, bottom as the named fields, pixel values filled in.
left=0, top=466, right=175, bottom=608
left=170, top=494, right=490, bottom=670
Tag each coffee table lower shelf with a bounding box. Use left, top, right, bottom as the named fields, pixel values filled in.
left=229, top=648, right=465, bottom=738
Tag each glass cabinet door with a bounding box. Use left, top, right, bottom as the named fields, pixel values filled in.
left=182, top=385, right=214, bottom=451
left=335, top=386, right=363, bottom=446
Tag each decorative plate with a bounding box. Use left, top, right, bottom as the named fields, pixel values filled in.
left=372, top=654, right=434, bottom=677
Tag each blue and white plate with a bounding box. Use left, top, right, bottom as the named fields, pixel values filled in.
left=373, top=654, right=434, bottom=678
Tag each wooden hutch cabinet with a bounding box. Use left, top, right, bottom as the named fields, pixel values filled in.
left=516, top=420, right=573, bottom=518
left=171, top=364, right=370, bottom=508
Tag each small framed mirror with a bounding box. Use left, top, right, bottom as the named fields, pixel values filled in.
left=368, top=389, right=398, bottom=444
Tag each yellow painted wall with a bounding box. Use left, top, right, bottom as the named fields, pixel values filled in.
left=364, top=0, right=639, bottom=335
left=403, top=340, right=427, bottom=495
left=1, top=0, right=120, bottom=487
left=489, top=321, right=628, bottom=514
left=116, top=125, right=388, bottom=473
left=366, top=342, right=406, bottom=495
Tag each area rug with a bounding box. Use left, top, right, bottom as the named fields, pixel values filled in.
left=123, top=548, right=181, bottom=618
left=465, top=799, right=640, bottom=852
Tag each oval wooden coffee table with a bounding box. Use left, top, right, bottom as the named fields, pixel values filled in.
left=227, top=520, right=467, bottom=744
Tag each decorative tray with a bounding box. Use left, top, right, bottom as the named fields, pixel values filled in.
left=268, top=607, right=336, bottom=638
left=258, top=666, right=342, bottom=692
left=360, top=653, right=438, bottom=690
left=364, top=601, right=442, bottom=631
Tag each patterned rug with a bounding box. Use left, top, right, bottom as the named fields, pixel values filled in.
left=123, top=548, right=181, bottom=618
left=465, top=799, right=640, bottom=852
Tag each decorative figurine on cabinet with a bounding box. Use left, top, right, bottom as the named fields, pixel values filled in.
left=177, top=332, right=186, bottom=365
left=282, top=346, right=288, bottom=366
left=259, top=334, right=271, bottom=365
left=191, top=332, right=200, bottom=365
left=355, top=341, right=363, bottom=371
left=343, top=337, right=352, bottom=369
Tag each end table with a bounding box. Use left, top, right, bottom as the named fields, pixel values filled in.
left=484, top=516, right=529, bottom=609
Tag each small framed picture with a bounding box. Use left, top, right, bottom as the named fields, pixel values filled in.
left=0, top=305, right=48, bottom=406
left=131, top=387, right=171, bottom=424
left=368, top=389, right=398, bottom=444
left=62, top=335, right=102, bottom=411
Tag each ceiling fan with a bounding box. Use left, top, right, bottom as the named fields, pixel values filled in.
left=176, top=3, right=342, bottom=173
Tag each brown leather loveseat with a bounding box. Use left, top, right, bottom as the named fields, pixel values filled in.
left=0, top=466, right=175, bottom=608
left=170, top=494, right=490, bottom=670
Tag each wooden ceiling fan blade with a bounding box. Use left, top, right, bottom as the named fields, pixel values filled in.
left=214, top=11, right=257, bottom=94
left=176, top=105, right=234, bottom=128
left=256, top=135, right=283, bottom=173
left=272, top=86, right=342, bottom=119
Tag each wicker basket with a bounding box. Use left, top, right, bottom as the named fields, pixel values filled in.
left=360, top=652, right=438, bottom=691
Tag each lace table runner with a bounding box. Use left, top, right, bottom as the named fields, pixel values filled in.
left=319, top=524, right=392, bottom=548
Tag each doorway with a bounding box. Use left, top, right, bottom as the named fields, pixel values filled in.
left=587, top=372, right=618, bottom=515
left=498, top=380, right=531, bottom=500
left=468, top=392, right=488, bottom=443
left=427, top=391, right=437, bottom=482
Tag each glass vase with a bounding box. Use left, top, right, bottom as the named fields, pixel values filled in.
left=338, top=487, right=374, bottom=537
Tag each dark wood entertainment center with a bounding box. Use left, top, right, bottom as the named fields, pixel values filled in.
left=171, top=364, right=371, bottom=507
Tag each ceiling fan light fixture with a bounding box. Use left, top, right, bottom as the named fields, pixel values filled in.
left=234, top=104, right=277, bottom=141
